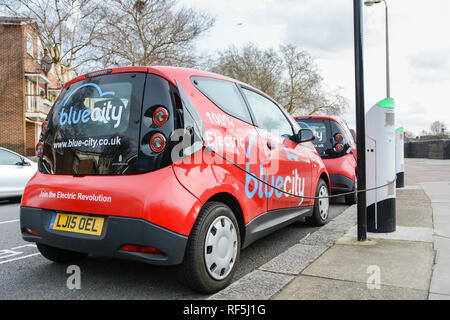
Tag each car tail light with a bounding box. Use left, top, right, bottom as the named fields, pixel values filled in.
left=36, top=142, right=44, bottom=157
left=335, top=143, right=344, bottom=152
left=41, top=121, right=48, bottom=136
left=25, top=228, right=40, bottom=237
left=150, top=133, right=165, bottom=152
left=153, top=107, right=168, bottom=126
left=121, top=244, right=164, bottom=255
left=334, top=133, right=343, bottom=142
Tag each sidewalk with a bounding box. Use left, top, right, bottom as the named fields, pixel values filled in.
left=209, top=159, right=450, bottom=300
left=273, top=159, right=449, bottom=300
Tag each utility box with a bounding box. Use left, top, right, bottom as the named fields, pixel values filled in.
left=395, top=127, right=405, bottom=188
left=365, top=98, right=396, bottom=233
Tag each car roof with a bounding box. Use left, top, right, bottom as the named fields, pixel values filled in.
left=62, top=66, right=274, bottom=104
left=0, top=146, right=23, bottom=157
left=294, top=115, right=344, bottom=124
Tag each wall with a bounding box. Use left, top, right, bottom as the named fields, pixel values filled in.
left=405, top=140, right=450, bottom=159
left=0, top=23, right=25, bottom=154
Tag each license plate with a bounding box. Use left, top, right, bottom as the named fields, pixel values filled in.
left=50, top=213, right=104, bottom=236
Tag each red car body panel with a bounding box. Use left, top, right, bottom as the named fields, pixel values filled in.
left=21, top=66, right=330, bottom=266
left=21, top=166, right=202, bottom=236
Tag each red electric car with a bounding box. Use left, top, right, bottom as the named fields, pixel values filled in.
left=295, top=116, right=357, bottom=205
left=21, top=66, right=330, bottom=293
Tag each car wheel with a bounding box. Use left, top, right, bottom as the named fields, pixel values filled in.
left=178, top=201, right=240, bottom=294
left=37, top=243, right=87, bottom=263
left=306, top=179, right=330, bottom=226
left=344, top=176, right=357, bottom=205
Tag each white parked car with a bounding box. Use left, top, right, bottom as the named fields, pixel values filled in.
left=0, top=147, right=37, bottom=199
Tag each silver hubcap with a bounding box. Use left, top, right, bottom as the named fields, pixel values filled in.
left=204, top=216, right=238, bottom=280
left=318, top=186, right=329, bottom=220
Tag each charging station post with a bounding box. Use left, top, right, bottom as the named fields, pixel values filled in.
left=366, top=99, right=396, bottom=232
left=353, top=0, right=367, bottom=241
left=395, top=127, right=405, bottom=188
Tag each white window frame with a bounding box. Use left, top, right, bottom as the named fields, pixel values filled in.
left=26, top=33, right=34, bottom=57
left=26, top=80, right=35, bottom=112
left=37, top=38, right=43, bottom=60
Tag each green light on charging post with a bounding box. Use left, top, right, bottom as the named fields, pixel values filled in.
left=377, top=98, right=395, bottom=109
left=396, top=127, right=404, bottom=132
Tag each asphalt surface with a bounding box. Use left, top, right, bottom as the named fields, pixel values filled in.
left=0, top=197, right=348, bottom=300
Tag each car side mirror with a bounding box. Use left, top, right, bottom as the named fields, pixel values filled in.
left=297, top=128, right=315, bottom=143
left=18, top=158, right=31, bottom=166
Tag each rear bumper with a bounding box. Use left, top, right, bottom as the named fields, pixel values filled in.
left=329, top=174, right=354, bottom=194
left=20, top=206, right=187, bottom=266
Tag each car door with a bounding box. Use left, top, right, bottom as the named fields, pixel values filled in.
left=171, top=77, right=268, bottom=222
left=0, top=149, right=33, bottom=197
left=239, top=87, right=313, bottom=210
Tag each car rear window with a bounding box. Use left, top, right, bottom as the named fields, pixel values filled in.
left=296, top=118, right=331, bottom=157
left=40, top=72, right=146, bottom=175
left=297, top=118, right=353, bottom=159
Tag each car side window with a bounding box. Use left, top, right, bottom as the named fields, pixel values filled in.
left=0, top=149, right=22, bottom=165
left=241, top=88, right=293, bottom=138
left=192, top=77, right=252, bottom=124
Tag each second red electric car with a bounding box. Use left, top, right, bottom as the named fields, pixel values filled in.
left=295, top=115, right=357, bottom=204
left=20, top=66, right=330, bottom=293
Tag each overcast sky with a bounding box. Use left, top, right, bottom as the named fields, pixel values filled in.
left=181, top=0, right=450, bottom=135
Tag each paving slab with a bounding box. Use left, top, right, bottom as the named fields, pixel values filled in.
left=320, top=206, right=357, bottom=233
left=208, top=270, right=293, bottom=300
left=400, top=185, right=421, bottom=190
left=396, top=206, right=433, bottom=228
left=395, top=188, right=433, bottom=227
left=432, top=203, right=450, bottom=238
left=433, top=235, right=450, bottom=265
left=405, top=159, right=450, bottom=182
left=344, top=226, right=433, bottom=243
left=302, top=239, right=434, bottom=291
left=430, top=263, right=450, bottom=296
left=298, top=230, right=344, bottom=246
left=272, top=275, right=427, bottom=300
left=259, top=244, right=328, bottom=275
left=420, top=181, right=450, bottom=203
left=428, top=293, right=450, bottom=300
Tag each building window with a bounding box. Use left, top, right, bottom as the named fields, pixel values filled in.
left=26, top=33, right=34, bottom=57
left=26, top=80, right=35, bottom=112
left=37, top=38, right=43, bottom=59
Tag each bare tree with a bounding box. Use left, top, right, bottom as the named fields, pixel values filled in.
left=404, top=130, right=415, bottom=141
left=430, top=120, right=447, bottom=136
left=210, top=44, right=283, bottom=99
left=0, top=0, right=105, bottom=86
left=89, top=0, right=215, bottom=68
left=208, top=43, right=347, bottom=116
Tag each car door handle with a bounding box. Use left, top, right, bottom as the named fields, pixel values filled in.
left=267, top=141, right=275, bottom=150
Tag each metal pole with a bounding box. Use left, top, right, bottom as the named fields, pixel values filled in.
left=353, top=0, right=367, bottom=241
left=385, top=2, right=390, bottom=98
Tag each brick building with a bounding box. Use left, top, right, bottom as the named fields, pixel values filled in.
left=0, top=17, right=71, bottom=156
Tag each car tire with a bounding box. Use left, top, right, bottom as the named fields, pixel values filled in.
left=36, top=243, right=87, bottom=263
left=306, top=179, right=330, bottom=226
left=178, top=201, right=240, bottom=294
left=344, top=176, right=357, bottom=205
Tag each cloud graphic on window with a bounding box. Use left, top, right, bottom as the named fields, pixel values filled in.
left=63, top=83, right=115, bottom=107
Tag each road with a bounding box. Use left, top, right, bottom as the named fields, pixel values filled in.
left=0, top=197, right=348, bottom=299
